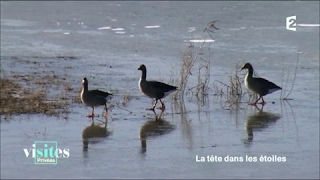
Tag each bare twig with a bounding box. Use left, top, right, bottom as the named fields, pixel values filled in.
left=283, top=51, right=300, bottom=100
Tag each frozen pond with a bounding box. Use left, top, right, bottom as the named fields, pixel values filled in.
left=1, top=1, right=319, bottom=179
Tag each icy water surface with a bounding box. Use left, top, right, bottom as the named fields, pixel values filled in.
left=1, top=1, right=319, bottom=179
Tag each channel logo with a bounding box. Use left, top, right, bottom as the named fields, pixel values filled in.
left=286, top=16, right=297, bottom=31
left=23, top=141, right=70, bottom=165
left=286, top=15, right=320, bottom=31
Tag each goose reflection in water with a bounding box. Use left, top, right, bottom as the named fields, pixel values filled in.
left=140, top=110, right=175, bottom=153
left=82, top=117, right=111, bottom=151
left=244, top=104, right=281, bottom=145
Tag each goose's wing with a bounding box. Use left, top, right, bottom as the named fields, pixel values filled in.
left=147, top=81, right=177, bottom=92
left=254, top=77, right=282, bottom=90
left=89, top=90, right=113, bottom=98
left=251, top=77, right=282, bottom=96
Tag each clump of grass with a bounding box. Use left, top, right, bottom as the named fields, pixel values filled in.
left=0, top=78, right=67, bottom=116
left=187, top=51, right=211, bottom=99
left=172, top=20, right=250, bottom=109
left=71, top=86, right=83, bottom=104
left=226, top=67, right=243, bottom=105
left=0, top=55, right=84, bottom=119
left=174, top=20, right=218, bottom=101
left=122, top=92, right=132, bottom=107
left=0, top=64, right=74, bottom=118
left=62, top=81, right=73, bottom=92
left=56, top=55, right=78, bottom=60
left=3, top=55, right=79, bottom=65
left=174, top=41, right=211, bottom=100
left=174, top=44, right=195, bottom=99
left=213, top=63, right=245, bottom=108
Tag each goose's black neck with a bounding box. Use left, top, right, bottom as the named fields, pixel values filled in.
left=82, top=83, right=88, bottom=92
left=141, top=69, right=147, bottom=80
left=247, top=66, right=254, bottom=77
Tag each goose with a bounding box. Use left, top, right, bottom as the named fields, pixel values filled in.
left=241, top=63, right=282, bottom=105
left=80, top=77, right=112, bottom=117
left=138, top=64, right=177, bottom=111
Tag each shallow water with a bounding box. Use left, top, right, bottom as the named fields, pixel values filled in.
left=1, top=1, right=319, bottom=179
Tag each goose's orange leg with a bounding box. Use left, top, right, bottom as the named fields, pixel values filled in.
left=158, top=99, right=166, bottom=110
left=103, top=104, right=108, bottom=117
left=87, top=107, right=95, bottom=118
left=147, top=100, right=158, bottom=111
left=249, top=97, right=261, bottom=105
left=257, top=96, right=266, bottom=105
